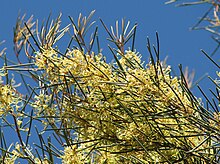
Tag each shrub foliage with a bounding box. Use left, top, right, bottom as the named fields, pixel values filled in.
left=0, top=9, right=219, bottom=163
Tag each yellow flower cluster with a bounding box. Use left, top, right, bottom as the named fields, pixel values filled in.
left=62, top=145, right=122, bottom=164
left=1, top=143, right=22, bottom=164
left=0, top=79, right=21, bottom=116
left=1, top=142, right=50, bottom=164
left=35, top=47, right=112, bottom=85
left=32, top=94, right=55, bottom=116
left=34, top=48, right=211, bottom=163
left=62, top=146, right=88, bottom=164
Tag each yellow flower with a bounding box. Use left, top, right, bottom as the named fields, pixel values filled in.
left=34, top=49, right=208, bottom=162
left=0, top=84, right=21, bottom=116
left=61, top=146, right=86, bottom=164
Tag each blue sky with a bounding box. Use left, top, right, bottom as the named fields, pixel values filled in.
left=0, top=1, right=218, bottom=162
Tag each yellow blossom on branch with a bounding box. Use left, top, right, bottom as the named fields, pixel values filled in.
left=33, top=47, right=212, bottom=163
